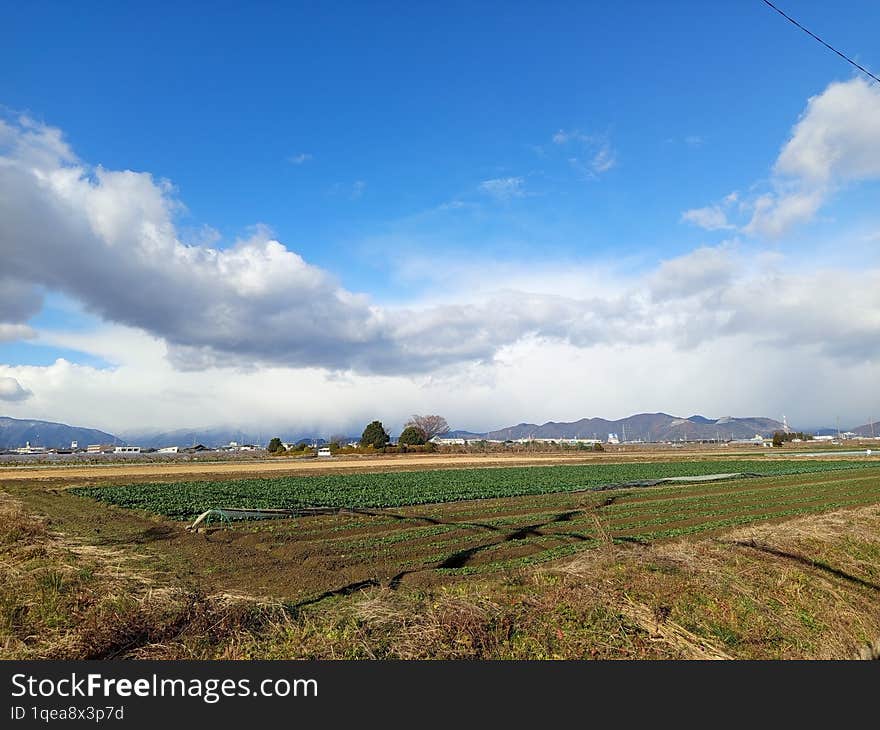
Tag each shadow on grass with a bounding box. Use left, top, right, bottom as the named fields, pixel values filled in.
left=727, top=539, right=880, bottom=593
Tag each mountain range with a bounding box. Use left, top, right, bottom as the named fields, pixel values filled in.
left=2, top=413, right=875, bottom=450
left=0, top=416, right=118, bottom=449
left=448, top=413, right=788, bottom=442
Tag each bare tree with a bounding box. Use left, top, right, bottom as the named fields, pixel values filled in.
left=405, top=414, right=449, bottom=441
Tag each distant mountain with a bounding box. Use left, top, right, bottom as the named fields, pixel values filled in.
left=122, top=427, right=360, bottom=449
left=803, top=427, right=839, bottom=437
left=0, top=416, right=119, bottom=449
left=686, top=415, right=715, bottom=425
left=443, top=430, right=491, bottom=439
left=477, top=413, right=788, bottom=442
left=851, top=422, right=880, bottom=437
left=123, top=427, right=271, bottom=449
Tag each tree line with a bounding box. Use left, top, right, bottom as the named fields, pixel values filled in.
left=771, top=431, right=814, bottom=447
left=266, top=414, right=450, bottom=454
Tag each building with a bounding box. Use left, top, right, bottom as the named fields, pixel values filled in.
left=157, top=446, right=180, bottom=454
left=730, top=434, right=770, bottom=446
left=15, top=441, right=46, bottom=454
left=86, top=444, right=115, bottom=454
left=114, top=446, right=141, bottom=454
left=317, top=447, right=332, bottom=457
left=607, top=433, right=620, bottom=445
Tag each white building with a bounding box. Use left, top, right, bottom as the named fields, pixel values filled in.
left=157, top=446, right=180, bottom=454
left=114, top=446, right=141, bottom=454
left=317, top=447, right=332, bottom=457
left=15, top=441, right=46, bottom=454
left=607, top=433, right=620, bottom=445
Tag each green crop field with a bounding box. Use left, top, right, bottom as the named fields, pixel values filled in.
left=70, top=459, right=879, bottom=519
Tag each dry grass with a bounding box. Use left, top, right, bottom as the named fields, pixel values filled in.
left=0, top=492, right=291, bottom=659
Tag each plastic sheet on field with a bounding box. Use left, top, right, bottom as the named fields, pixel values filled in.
left=187, top=506, right=340, bottom=530
left=586, top=472, right=762, bottom=491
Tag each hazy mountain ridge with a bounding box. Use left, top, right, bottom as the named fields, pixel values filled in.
left=0, top=417, right=119, bottom=449
left=452, top=413, right=788, bottom=441
left=4, top=412, right=869, bottom=450
left=851, top=422, right=880, bottom=437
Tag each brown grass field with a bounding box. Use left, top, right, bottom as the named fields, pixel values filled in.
left=2, top=451, right=880, bottom=660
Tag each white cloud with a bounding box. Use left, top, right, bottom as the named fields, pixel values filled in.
left=0, top=376, right=31, bottom=402
left=775, top=78, right=880, bottom=183
left=552, top=130, right=574, bottom=145
left=747, top=78, right=880, bottom=237
left=680, top=206, right=734, bottom=231
left=0, top=324, right=36, bottom=343
left=288, top=153, right=312, bottom=165
left=682, top=79, right=880, bottom=239
left=553, top=129, right=616, bottom=176
left=2, top=114, right=880, bottom=431
left=479, top=176, right=525, bottom=200
left=648, top=245, right=737, bottom=301
left=589, top=144, right=616, bottom=174
left=744, top=189, right=825, bottom=238
left=1, top=327, right=877, bottom=434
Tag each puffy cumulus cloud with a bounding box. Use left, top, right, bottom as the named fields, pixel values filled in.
left=0, top=376, right=31, bottom=401
left=749, top=78, right=880, bottom=238
left=2, top=114, right=879, bottom=389
left=775, top=78, right=880, bottom=184
left=744, top=188, right=825, bottom=239
left=682, top=79, right=880, bottom=239
left=0, top=117, right=427, bottom=373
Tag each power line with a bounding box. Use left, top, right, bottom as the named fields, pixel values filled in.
left=761, top=0, right=880, bottom=85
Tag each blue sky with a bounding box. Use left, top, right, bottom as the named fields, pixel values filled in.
left=1, top=1, right=879, bottom=433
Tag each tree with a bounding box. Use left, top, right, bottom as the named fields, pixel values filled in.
left=360, top=420, right=390, bottom=449
left=267, top=437, right=283, bottom=453
left=405, top=415, right=449, bottom=442
left=398, top=425, right=427, bottom=446
left=772, top=431, right=785, bottom=447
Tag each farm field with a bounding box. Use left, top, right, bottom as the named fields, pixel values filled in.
left=3, top=457, right=880, bottom=659
left=70, top=459, right=878, bottom=518
left=55, top=460, right=880, bottom=599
